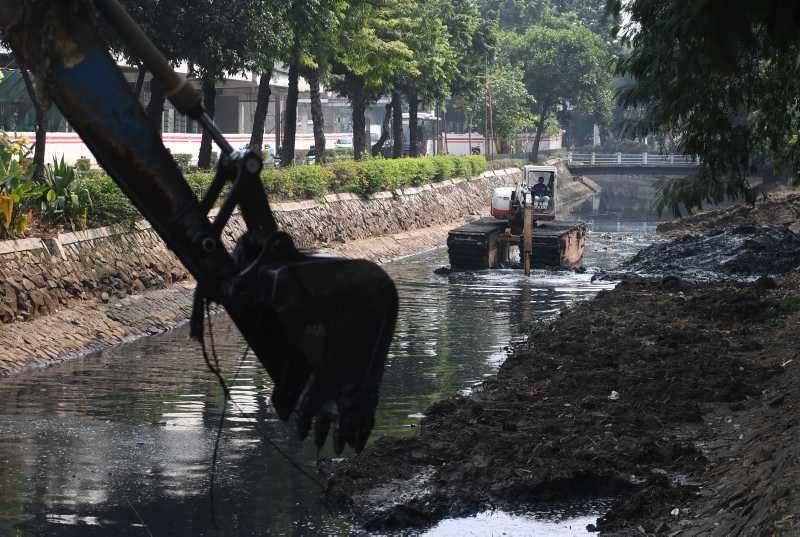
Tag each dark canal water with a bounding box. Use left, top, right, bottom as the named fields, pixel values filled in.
left=0, top=221, right=657, bottom=536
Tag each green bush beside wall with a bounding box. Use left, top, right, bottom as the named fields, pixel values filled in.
left=73, top=154, right=518, bottom=227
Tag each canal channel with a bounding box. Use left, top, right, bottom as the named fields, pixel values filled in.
left=0, top=221, right=657, bottom=536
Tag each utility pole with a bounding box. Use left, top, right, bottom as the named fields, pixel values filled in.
left=484, top=58, right=490, bottom=161
left=484, top=55, right=495, bottom=161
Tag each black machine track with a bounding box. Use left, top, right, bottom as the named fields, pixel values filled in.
left=447, top=217, right=586, bottom=271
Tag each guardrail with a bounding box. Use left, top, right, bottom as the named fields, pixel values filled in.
left=567, top=152, right=700, bottom=167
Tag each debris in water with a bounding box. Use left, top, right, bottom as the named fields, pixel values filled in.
left=433, top=267, right=452, bottom=275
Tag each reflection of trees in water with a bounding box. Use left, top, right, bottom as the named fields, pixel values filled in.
left=0, top=318, right=349, bottom=536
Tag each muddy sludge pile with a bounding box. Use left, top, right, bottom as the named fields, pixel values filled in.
left=656, top=193, right=800, bottom=237
left=325, top=274, right=800, bottom=536
left=620, top=225, right=800, bottom=279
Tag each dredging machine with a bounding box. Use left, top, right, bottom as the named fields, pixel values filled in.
left=447, top=165, right=586, bottom=274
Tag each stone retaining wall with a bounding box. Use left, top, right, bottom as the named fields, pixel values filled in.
left=0, top=169, right=521, bottom=329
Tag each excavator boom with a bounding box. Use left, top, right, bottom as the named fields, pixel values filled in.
left=0, top=0, right=398, bottom=454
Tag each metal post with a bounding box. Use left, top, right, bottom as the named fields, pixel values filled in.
left=643, top=152, right=648, bottom=165
left=274, top=97, right=281, bottom=154
left=617, top=152, right=622, bottom=164
left=591, top=152, right=596, bottom=165
left=523, top=204, right=534, bottom=276
left=567, top=152, right=573, bottom=164
left=670, top=154, right=674, bottom=165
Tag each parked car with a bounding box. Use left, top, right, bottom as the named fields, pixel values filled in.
left=334, top=138, right=353, bottom=150
left=304, top=146, right=317, bottom=165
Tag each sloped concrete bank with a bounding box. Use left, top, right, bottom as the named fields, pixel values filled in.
left=2, top=167, right=588, bottom=376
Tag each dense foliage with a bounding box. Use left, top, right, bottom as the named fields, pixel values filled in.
left=608, top=0, right=800, bottom=215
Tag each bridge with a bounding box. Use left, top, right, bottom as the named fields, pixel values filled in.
left=566, top=152, right=700, bottom=174
left=564, top=153, right=699, bottom=219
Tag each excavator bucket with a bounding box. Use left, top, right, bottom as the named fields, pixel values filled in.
left=0, top=1, right=398, bottom=454
left=228, top=254, right=398, bottom=454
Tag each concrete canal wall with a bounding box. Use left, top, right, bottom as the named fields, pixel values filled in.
left=0, top=168, right=547, bottom=375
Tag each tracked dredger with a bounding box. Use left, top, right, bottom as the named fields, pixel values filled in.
left=447, top=165, right=586, bottom=273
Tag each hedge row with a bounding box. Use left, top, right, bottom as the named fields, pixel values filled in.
left=260, top=154, right=489, bottom=199
left=80, top=154, right=520, bottom=227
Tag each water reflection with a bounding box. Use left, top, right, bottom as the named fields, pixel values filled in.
left=0, top=222, right=654, bottom=536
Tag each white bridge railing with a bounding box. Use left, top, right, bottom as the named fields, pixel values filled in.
left=567, top=152, right=700, bottom=167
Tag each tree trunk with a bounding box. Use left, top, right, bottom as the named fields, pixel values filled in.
left=532, top=106, right=549, bottom=163
left=19, top=68, right=45, bottom=181
left=391, top=91, right=403, bottom=158
left=351, top=80, right=368, bottom=161
left=307, top=68, right=326, bottom=164
left=408, top=92, right=419, bottom=157
left=198, top=77, right=216, bottom=169
left=133, top=65, right=146, bottom=100
left=371, top=101, right=392, bottom=157
left=281, top=61, right=299, bottom=167
left=249, top=70, right=272, bottom=151
left=146, top=76, right=166, bottom=132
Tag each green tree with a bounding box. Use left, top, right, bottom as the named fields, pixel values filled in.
left=329, top=3, right=415, bottom=160
left=474, top=65, right=536, bottom=153
left=117, top=0, right=188, bottom=130
left=608, top=0, right=800, bottom=215
left=276, top=1, right=348, bottom=166
left=507, top=23, right=613, bottom=160
left=380, top=0, right=451, bottom=158
left=179, top=0, right=270, bottom=169
left=248, top=4, right=289, bottom=152
left=478, top=0, right=550, bottom=33
left=549, top=0, right=613, bottom=36
left=404, top=0, right=480, bottom=157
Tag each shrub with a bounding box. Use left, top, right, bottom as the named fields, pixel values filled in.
left=396, top=158, right=437, bottom=187
left=468, top=155, right=488, bottom=175
left=172, top=153, right=193, bottom=173
left=184, top=172, right=215, bottom=201
left=0, top=134, right=37, bottom=236
left=294, top=165, right=334, bottom=198
left=75, top=156, right=92, bottom=172
left=80, top=172, right=140, bottom=227
left=358, top=159, right=395, bottom=194
left=430, top=156, right=454, bottom=181
left=262, top=168, right=295, bottom=198
left=41, top=156, right=92, bottom=231
left=330, top=160, right=366, bottom=193
left=450, top=155, right=469, bottom=178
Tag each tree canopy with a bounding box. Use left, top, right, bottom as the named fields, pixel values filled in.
left=109, top=0, right=616, bottom=163
left=608, top=0, right=800, bottom=214
left=500, top=21, right=612, bottom=158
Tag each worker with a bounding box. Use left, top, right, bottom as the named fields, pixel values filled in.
left=532, top=177, right=549, bottom=198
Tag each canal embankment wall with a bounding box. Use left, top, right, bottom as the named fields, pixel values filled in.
left=0, top=166, right=600, bottom=376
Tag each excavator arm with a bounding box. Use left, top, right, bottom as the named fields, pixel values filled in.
left=0, top=0, right=397, bottom=453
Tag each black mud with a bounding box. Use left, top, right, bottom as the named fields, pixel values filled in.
left=621, top=225, right=800, bottom=279
left=326, top=274, right=800, bottom=535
